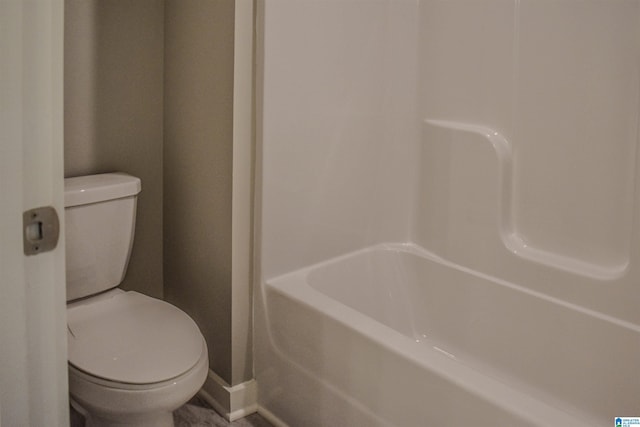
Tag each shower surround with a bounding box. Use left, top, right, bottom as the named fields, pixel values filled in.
left=255, top=1, right=640, bottom=426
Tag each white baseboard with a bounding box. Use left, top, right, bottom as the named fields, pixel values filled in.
left=197, top=370, right=257, bottom=421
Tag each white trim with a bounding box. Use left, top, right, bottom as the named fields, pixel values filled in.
left=198, top=370, right=257, bottom=421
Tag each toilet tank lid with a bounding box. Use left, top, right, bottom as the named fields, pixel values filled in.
left=65, top=173, right=141, bottom=207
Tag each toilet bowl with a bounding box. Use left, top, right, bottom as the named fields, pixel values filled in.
left=64, top=173, right=208, bottom=427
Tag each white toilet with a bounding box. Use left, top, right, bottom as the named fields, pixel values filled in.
left=64, top=173, right=208, bottom=427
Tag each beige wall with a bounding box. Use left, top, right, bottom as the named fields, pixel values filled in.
left=163, top=0, right=237, bottom=384
left=65, top=0, right=250, bottom=388
left=64, top=0, right=165, bottom=298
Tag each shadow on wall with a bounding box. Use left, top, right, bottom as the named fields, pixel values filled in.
left=64, top=0, right=164, bottom=298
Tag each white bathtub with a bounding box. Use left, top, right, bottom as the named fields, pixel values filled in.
left=262, top=243, right=637, bottom=427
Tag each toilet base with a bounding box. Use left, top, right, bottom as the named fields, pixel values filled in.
left=68, top=341, right=208, bottom=427
left=72, top=398, right=175, bottom=427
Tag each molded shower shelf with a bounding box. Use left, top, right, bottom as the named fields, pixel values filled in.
left=421, top=119, right=628, bottom=280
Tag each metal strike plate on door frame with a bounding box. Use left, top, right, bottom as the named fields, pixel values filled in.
left=23, top=206, right=60, bottom=255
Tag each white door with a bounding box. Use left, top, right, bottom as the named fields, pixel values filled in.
left=0, top=0, right=69, bottom=426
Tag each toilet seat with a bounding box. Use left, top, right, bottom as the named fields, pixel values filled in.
left=68, top=341, right=208, bottom=391
left=67, top=291, right=205, bottom=385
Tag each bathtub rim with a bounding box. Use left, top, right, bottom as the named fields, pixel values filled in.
left=268, top=242, right=640, bottom=335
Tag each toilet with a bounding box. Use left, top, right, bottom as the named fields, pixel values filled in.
left=64, top=173, right=208, bottom=427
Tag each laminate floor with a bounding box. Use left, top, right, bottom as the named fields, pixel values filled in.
left=174, top=397, right=274, bottom=427
left=70, top=395, right=274, bottom=427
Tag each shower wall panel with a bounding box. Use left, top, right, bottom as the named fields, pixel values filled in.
left=259, top=0, right=420, bottom=279
left=416, top=0, right=640, bottom=323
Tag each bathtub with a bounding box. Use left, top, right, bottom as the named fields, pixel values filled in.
left=262, top=243, right=637, bottom=427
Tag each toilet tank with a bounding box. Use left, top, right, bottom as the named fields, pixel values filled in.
left=64, top=173, right=142, bottom=301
